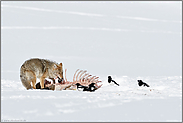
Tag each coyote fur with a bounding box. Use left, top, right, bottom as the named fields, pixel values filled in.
left=20, top=58, right=64, bottom=90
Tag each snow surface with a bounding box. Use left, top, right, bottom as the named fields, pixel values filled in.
left=1, top=1, right=182, bottom=122
left=1, top=76, right=182, bottom=122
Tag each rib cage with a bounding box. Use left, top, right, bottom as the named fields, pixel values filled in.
left=55, top=69, right=102, bottom=90
left=72, top=69, right=101, bottom=86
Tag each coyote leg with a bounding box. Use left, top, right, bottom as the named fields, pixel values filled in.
left=40, top=77, right=45, bottom=89
left=31, top=76, right=37, bottom=89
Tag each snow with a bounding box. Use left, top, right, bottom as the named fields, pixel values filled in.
left=1, top=1, right=182, bottom=122
left=1, top=76, right=182, bottom=122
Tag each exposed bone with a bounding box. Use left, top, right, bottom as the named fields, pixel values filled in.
left=84, top=77, right=101, bottom=85
left=81, top=74, right=95, bottom=85
left=75, top=70, right=83, bottom=82
left=78, top=70, right=87, bottom=82
left=80, top=73, right=89, bottom=82
left=65, top=69, right=67, bottom=82
left=96, top=81, right=102, bottom=83
left=47, top=68, right=103, bottom=91
left=87, top=76, right=96, bottom=83
left=59, top=69, right=103, bottom=89
left=90, top=76, right=99, bottom=83
left=55, top=83, right=74, bottom=91
left=73, top=69, right=79, bottom=82
left=84, top=74, right=92, bottom=83
left=94, top=83, right=103, bottom=88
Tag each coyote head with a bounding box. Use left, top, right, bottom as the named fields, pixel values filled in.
left=53, top=63, right=64, bottom=82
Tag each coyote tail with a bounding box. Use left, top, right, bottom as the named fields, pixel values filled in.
left=20, top=64, right=32, bottom=90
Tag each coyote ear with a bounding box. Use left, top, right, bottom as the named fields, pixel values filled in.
left=59, top=63, right=62, bottom=67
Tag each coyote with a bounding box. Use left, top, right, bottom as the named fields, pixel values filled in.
left=20, top=58, right=64, bottom=90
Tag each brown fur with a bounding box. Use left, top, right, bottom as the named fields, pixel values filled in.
left=20, top=58, right=63, bottom=90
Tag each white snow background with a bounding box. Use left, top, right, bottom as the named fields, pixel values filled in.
left=1, top=1, right=182, bottom=122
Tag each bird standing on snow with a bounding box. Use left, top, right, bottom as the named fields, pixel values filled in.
left=108, top=76, right=120, bottom=86
left=137, top=80, right=150, bottom=87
